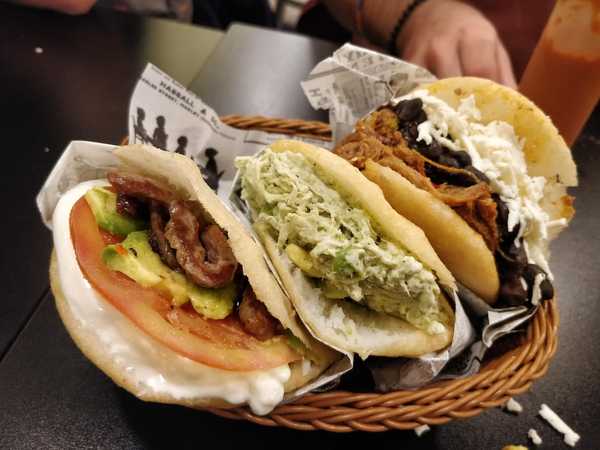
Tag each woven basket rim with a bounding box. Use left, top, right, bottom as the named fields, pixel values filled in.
left=124, top=114, right=559, bottom=433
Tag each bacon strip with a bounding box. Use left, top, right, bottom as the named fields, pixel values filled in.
left=149, top=201, right=180, bottom=270
left=108, top=171, right=238, bottom=288
left=238, top=286, right=281, bottom=341
left=165, top=200, right=237, bottom=288
left=107, top=171, right=174, bottom=204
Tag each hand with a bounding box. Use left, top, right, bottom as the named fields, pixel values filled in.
left=398, top=0, right=517, bottom=88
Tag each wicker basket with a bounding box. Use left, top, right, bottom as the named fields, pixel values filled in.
left=137, top=115, right=560, bottom=433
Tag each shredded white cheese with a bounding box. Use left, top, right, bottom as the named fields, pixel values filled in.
left=505, top=397, right=524, bottom=414
left=395, top=90, right=554, bottom=279
left=414, top=424, right=431, bottom=436
left=531, top=273, right=545, bottom=306
left=528, top=428, right=543, bottom=446
left=539, top=403, right=580, bottom=447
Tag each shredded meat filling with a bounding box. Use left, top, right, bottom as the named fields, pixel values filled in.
left=334, top=104, right=558, bottom=306
left=337, top=127, right=499, bottom=252
left=238, top=286, right=281, bottom=341
left=165, top=200, right=237, bottom=288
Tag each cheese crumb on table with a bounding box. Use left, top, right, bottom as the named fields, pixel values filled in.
left=539, top=403, right=580, bottom=447
left=414, top=424, right=430, bottom=436
left=528, top=428, right=542, bottom=446
left=505, top=397, right=524, bottom=414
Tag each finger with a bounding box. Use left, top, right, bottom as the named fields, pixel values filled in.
left=458, top=33, right=500, bottom=82
left=402, top=39, right=429, bottom=69
left=495, top=41, right=518, bottom=89
left=426, top=39, right=462, bottom=78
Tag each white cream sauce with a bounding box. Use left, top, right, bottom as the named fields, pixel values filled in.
left=52, top=180, right=290, bottom=415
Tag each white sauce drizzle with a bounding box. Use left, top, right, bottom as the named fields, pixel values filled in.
left=53, top=180, right=290, bottom=415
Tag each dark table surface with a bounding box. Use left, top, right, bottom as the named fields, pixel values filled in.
left=189, top=23, right=334, bottom=121
left=1, top=3, right=599, bottom=449
left=0, top=3, right=223, bottom=360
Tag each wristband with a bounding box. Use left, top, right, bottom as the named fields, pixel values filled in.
left=354, top=0, right=366, bottom=36
left=387, top=0, right=428, bottom=56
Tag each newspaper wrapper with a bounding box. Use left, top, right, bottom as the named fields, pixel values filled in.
left=301, top=44, right=435, bottom=145
left=300, top=43, right=543, bottom=390
left=126, top=64, right=331, bottom=200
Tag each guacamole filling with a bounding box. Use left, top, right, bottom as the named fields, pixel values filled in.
left=236, top=149, right=447, bottom=335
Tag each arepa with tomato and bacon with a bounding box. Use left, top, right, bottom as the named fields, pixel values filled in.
left=49, top=144, right=338, bottom=415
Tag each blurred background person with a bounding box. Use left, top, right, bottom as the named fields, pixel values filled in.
left=10, top=0, right=558, bottom=88
left=300, top=0, right=560, bottom=87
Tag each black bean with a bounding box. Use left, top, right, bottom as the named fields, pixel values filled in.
left=495, top=196, right=510, bottom=239
left=506, top=240, right=528, bottom=266
left=438, top=154, right=460, bottom=168
left=498, top=274, right=527, bottom=306
left=425, top=164, right=477, bottom=187
left=419, top=141, right=443, bottom=160
left=540, top=279, right=554, bottom=300
left=523, top=263, right=554, bottom=301
left=415, top=109, right=428, bottom=124
left=464, top=165, right=490, bottom=183
left=523, top=263, right=545, bottom=284
left=401, top=122, right=419, bottom=142
left=452, top=150, right=472, bottom=167
left=394, top=98, right=423, bottom=122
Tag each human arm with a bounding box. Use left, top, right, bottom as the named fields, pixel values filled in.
left=321, top=0, right=517, bottom=88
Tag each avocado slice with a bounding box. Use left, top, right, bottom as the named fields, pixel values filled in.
left=285, top=244, right=321, bottom=278
left=188, top=283, right=236, bottom=320
left=85, top=187, right=146, bottom=236
left=321, top=280, right=347, bottom=299
left=102, top=231, right=235, bottom=319
left=102, top=239, right=162, bottom=288
left=285, top=331, right=308, bottom=357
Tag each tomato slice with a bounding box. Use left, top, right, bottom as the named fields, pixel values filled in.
left=69, top=197, right=299, bottom=371
left=100, top=229, right=123, bottom=245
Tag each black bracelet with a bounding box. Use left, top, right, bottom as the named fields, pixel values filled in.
left=387, top=0, right=428, bottom=56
